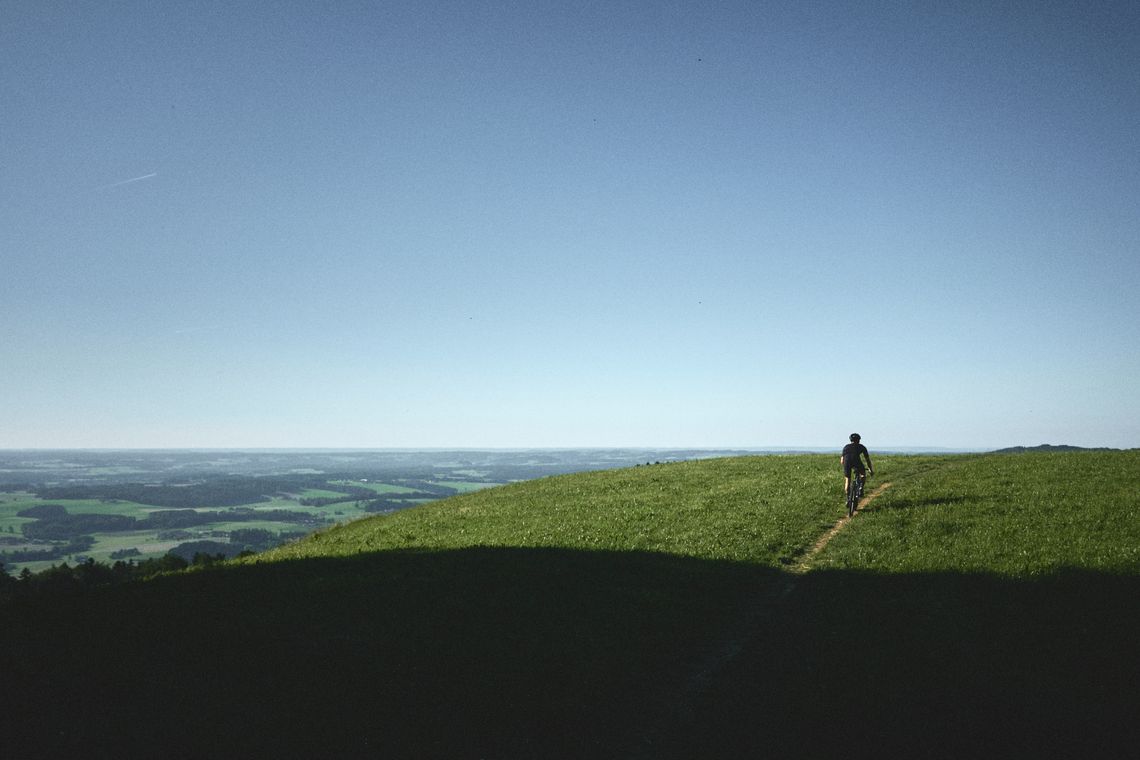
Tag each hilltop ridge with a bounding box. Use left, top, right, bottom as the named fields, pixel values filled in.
left=991, top=443, right=1120, bottom=453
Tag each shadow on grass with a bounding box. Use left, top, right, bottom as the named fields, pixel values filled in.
left=0, top=547, right=771, bottom=758
left=2, top=548, right=1136, bottom=759
left=672, top=568, right=1140, bottom=760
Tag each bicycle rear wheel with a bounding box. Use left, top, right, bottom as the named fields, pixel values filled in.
left=848, top=473, right=864, bottom=516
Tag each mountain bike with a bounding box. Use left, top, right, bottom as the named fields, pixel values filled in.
left=846, top=470, right=866, bottom=517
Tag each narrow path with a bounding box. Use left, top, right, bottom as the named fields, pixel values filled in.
left=791, top=481, right=892, bottom=574
left=622, top=480, right=894, bottom=758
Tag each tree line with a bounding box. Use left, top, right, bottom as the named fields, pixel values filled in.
left=0, top=554, right=220, bottom=603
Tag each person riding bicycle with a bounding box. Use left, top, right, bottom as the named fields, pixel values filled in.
left=841, top=433, right=873, bottom=497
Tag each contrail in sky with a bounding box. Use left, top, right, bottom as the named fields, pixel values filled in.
left=97, top=172, right=158, bottom=190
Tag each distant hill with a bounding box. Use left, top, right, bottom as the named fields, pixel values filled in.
left=991, top=443, right=1118, bottom=453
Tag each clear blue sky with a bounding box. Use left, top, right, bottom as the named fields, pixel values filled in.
left=3, top=1, right=1138, bottom=449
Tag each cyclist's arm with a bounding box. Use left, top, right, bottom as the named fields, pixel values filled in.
left=864, top=450, right=873, bottom=474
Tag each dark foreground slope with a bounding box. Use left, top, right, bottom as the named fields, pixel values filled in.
left=2, top=453, right=1137, bottom=758
left=3, top=546, right=770, bottom=757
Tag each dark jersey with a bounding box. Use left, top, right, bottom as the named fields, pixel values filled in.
left=842, top=443, right=870, bottom=469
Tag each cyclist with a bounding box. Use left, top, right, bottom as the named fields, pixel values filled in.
left=841, top=433, right=873, bottom=499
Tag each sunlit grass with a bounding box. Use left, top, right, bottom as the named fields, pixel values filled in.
left=257, top=455, right=940, bottom=567
left=816, top=450, right=1140, bottom=575
left=260, top=456, right=832, bottom=566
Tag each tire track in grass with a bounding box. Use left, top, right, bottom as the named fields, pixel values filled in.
left=622, top=481, right=893, bottom=758
left=791, top=481, right=893, bottom=574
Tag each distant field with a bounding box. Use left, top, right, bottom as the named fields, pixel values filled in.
left=329, top=480, right=423, bottom=495
left=430, top=480, right=497, bottom=493
left=0, top=470, right=508, bottom=573
left=292, top=488, right=356, bottom=500
left=0, top=494, right=56, bottom=533
left=0, top=514, right=33, bottom=533
left=8, top=530, right=179, bottom=574
left=1, top=497, right=158, bottom=518
left=0, top=489, right=346, bottom=573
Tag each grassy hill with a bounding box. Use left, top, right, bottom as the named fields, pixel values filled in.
left=2, top=452, right=1137, bottom=757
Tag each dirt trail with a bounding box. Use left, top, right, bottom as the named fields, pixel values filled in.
left=622, top=479, right=895, bottom=758
left=791, top=481, right=892, bottom=574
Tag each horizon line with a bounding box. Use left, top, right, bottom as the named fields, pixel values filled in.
left=0, top=444, right=1060, bottom=453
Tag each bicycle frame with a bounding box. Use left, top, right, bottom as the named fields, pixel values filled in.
left=846, top=470, right=865, bottom=517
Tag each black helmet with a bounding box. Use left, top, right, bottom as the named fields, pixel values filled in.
left=849, top=433, right=861, bottom=442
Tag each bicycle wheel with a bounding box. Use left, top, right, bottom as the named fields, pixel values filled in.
left=849, top=474, right=863, bottom=516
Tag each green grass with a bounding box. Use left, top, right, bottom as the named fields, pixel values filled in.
left=817, top=450, right=1140, bottom=575
left=262, top=455, right=918, bottom=565
left=1, top=452, right=1136, bottom=758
